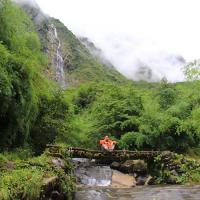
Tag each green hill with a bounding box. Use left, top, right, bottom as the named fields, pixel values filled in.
left=22, top=2, right=126, bottom=87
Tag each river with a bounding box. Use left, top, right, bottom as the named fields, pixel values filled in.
left=73, top=159, right=200, bottom=200
left=75, top=185, right=200, bottom=200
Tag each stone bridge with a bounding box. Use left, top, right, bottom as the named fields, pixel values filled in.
left=47, top=145, right=173, bottom=164
left=47, top=145, right=185, bottom=184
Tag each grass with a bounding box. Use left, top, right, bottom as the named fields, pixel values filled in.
left=0, top=169, right=43, bottom=200
left=0, top=149, right=75, bottom=200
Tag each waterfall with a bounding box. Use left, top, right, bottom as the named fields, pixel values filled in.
left=49, top=24, right=66, bottom=88
left=54, top=27, right=66, bottom=88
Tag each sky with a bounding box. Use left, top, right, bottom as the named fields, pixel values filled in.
left=33, top=0, right=200, bottom=82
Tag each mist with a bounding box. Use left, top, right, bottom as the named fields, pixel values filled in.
left=14, top=0, right=38, bottom=7
left=81, top=33, right=186, bottom=82
left=19, top=0, right=200, bottom=82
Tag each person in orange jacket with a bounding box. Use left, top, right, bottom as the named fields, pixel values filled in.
left=99, top=136, right=117, bottom=151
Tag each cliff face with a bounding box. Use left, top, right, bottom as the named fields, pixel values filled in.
left=20, top=2, right=125, bottom=87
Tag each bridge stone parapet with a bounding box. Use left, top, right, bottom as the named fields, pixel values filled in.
left=46, top=145, right=173, bottom=164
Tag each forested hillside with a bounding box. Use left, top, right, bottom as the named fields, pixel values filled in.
left=1, top=0, right=200, bottom=157
left=0, top=0, right=51, bottom=150
left=62, top=80, right=200, bottom=154
left=0, top=0, right=125, bottom=153
left=1, top=0, right=200, bottom=160
left=22, top=2, right=125, bottom=86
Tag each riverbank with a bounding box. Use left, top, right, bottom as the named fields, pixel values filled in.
left=74, top=153, right=200, bottom=188
left=74, top=158, right=200, bottom=200
left=1, top=147, right=200, bottom=199
left=0, top=149, right=75, bottom=200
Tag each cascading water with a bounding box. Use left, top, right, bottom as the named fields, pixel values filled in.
left=73, top=159, right=200, bottom=200
left=54, top=27, right=66, bottom=88
left=73, top=158, right=112, bottom=186
left=48, top=24, right=66, bottom=88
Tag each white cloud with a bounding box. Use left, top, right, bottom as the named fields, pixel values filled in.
left=33, top=0, right=200, bottom=81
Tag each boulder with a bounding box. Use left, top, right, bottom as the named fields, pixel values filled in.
left=166, top=175, right=177, bottom=184
left=133, top=160, right=147, bottom=174
left=136, top=176, right=148, bottom=185
left=52, top=158, right=65, bottom=168
left=120, top=160, right=147, bottom=174
left=120, top=160, right=134, bottom=173
left=110, top=161, right=120, bottom=170
left=144, top=175, right=152, bottom=185
left=1, top=161, right=16, bottom=170
left=111, top=170, right=136, bottom=187
left=51, top=191, right=62, bottom=200
left=166, top=170, right=179, bottom=184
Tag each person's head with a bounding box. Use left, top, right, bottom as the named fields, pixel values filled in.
left=104, top=135, right=109, bottom=141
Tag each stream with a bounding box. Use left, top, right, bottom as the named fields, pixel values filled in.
left=75, top=185, right=200, bottom=200
left=73, top=158, right=200, bottom=200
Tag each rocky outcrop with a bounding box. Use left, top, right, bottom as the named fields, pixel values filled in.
left=51, top=157, right=65, bottom=169
left=120, top=160, right=147, bottom=174
left=110, top=160, right=150, bottom=186
left=111, top=170, right=136, bottom=187
left=110, top=161, right=121, bottom=170
left=135, top=175, right=152, bottom=185
left=110, top=160, right=147, bottom=174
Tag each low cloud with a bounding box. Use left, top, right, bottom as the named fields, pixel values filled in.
left=16, top=0, right=195, bottom=82
left=82, top=33, right=185, bottom=82
left=34, top=0, right=198, bottom=82
left=14, top=0, right=38, bottom=7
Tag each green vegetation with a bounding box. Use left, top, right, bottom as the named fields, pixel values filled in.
left=151, top=153, right=200, bottom=184
left=49, top=18, right=126, bottom=85
left=0, top=0, right=49, bottom=150
left=63, top=80, right=200, bottom=154
left=1, top=1, right=200, bottom=198
left=0, top=149, right=75, bottom=199
left=0, top=1, right=74, bottom=197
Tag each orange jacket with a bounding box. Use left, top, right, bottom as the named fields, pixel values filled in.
left=99, top=137, right=117, bottom=148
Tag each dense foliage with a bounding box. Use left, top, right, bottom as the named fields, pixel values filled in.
left=1, top=0, right=200, bottom=156
left=0, top=0, right=69, bottom=151
left=64, top=81, right=200, bottom=153
left=0, top=149, right=75, bottom=199
left=0, top=0, right=42, bottom=149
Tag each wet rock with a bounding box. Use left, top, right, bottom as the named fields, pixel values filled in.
left=120, top=160, right=134, bottom=173
left=132, top=160, right=147, bottom=174
left=136, top=175, right=149, bottom=185
left=51, top=191, right=63, bottom=200
left=144, top=175, right=152, bottom=185
left=135, top=174, right=152, bottom=186
left=110, top=162, right=120, bottom=170
left=111, top=170, right=136, bottom=187
left=147, top=176, right=155, bottom=185
left=120, top=160, right=147, bottom=174
left=165, top=170, right=179, bottom=184
left=51, top=158, right=65, bottom=168
left=42, top=177, right=61, bottom=199
left=166, top=175, right=178, bottom=184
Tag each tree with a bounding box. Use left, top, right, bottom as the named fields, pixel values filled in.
left=183, top=60, right=200, bottom=81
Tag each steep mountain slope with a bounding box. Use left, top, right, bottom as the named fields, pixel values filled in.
left=79, top=36, right=115, bottom=68
left=21, top=2, right=126, bottom=87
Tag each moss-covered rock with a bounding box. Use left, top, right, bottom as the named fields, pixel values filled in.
left=151, top=152, right=200, bottom=184
left=0, top=149, right=75, bottom=200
